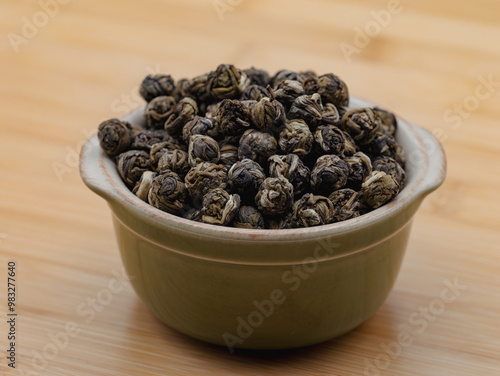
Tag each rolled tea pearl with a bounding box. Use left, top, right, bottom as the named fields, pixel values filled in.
left=251, top=96, right=286, bottom=133
left=97, top=118, right=133, bottom=157
left=145, top=96, right=176, bottom=130
left=210, top=64, right=250, bottom=100
left=372, top=156, right=406, bottom=190
left=373, top=107, right=398, bottom=135
left=172, top=77, right=191, bottom=102
left=343, top=151, right=372, bottom=189
left=149, top=139, right=186, bottom=170
left=255, top=177, right=294, bottom=215
left=314, top=125, right=346, bottom=156
left=238, top=129, right=277, bottom=166
left=131, top=129, right=170, bottom=152
left=201, top=188, right=241, bottom=226
left=132, top=171, right=157, bottom=202
left=292, top=193, right=334, bottom=227
left=341, top=108, right=382, bottom=146
left=273, top=80, right=305, bottom=111
left=243, top=67, right=270, bottom=87
left=316, top=73, right=349, bottom=108
left=228, top=159, right=266, bottom=198
left=269, top=69, right=299, bottom=88
left=117, top=150, right=151, bottom=188
left=233, top=206, right=266, bottom=229
left=320, top=102, right=342, bottom=126
left=361, top=170, right=400, bottom=209
left=182, top=116, right=218, bottom=143
left=165, top=97, right=198, bottom=137
left=268, top=154, right=310, bottom=197
left=139, top=74, right=175, bottom=102
left=363, top=133, right=406, bottom=167
left=218, top=142, right=239, bottom=170
left=310, top=155, right=349, bottom=193
left=278, top=119, right=314, bottom=157
left=187, top=73, right=212, bottom=103
left=184, top=162, right=228, bottom=203
left=148, top=171, right=187, bottom=215
left=328, top=188, right=361, bottom=222
left=240, top=84, right=270, bottom=101
left=188, top=135, right=220, bottom=167
left=157, top=149, right=190, bottom=176
left=216, top=99, right=252, bottom=136
left=288, top=93, right=324, bottom=128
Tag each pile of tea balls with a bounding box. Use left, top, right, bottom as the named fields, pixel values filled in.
left=97, top=64, right=406, bottom=229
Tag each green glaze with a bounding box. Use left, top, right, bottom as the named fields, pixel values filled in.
left=112, top=212, right=412, bottom=349
left=80, top=98, right=446, bottom=349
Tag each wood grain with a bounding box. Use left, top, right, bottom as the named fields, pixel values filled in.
left=1, top=0, right=499, bottom=375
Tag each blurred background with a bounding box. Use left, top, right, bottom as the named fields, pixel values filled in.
left=1, top=0, right=499, bottom=375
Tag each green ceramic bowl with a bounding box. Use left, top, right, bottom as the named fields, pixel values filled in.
left=80, top=97, right=446, bottom=351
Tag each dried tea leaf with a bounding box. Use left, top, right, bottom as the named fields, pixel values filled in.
left=202, top=188, right=241, bottom=226
left=228, top=159, right=266, bottom=199
left=255, top=177, right=294, bottom=215
left=209, top=64, right=249, bottom=100
left=188, top=135, right=220, bottom=166
left=157, top=149, right=190, bottom=176
left=293, top=193, right=334, bottom=227
left=216, top=99, right=252, bottom=136
left=344, top=151, right=372, bottom=189
left=341, top=108, right=382, bottom=145
left=311, top=155, right=349, bottom=193
left=139, top=74, right=175, bottom=102
left=268, top=154, right=310, bottom=197
left=316, top=73, right=349, bottom=108
left=132, top=171, right=157, bottom=202
left=185, top=162, right=228, bottom=203
left=165, top=97, right=198, bottom=137
left=238, top=129, right=277, bottom=165
left=148, top=171, right=187, bottom=215
left=98, top=118, right=133, bottom=157
left=361, top=171, right=399, bottom=209
left=117, top=150, right=151, bottom=188
left=279, top=119, right=314, bottom=156
left=328, top=188, right=361, bottom=222
left=288, top=93, right=324, bottom=128
left=233, top=206, right=266, bottom=229
left=145, top=96, right=176, bottom=130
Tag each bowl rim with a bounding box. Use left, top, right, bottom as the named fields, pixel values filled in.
left=80, top=97, right=446, bottom=243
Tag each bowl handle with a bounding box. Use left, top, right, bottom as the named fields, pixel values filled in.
left=410, top=124, right=447, bottom=197
left=79, top=134, right=119, bottom=202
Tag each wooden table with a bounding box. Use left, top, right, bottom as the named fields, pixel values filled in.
left=1, top=0, right=499, bottom=375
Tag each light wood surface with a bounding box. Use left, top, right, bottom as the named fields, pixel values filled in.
left=1, top=0, right=499, bottom=375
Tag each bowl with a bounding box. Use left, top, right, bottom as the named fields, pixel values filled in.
left=80, top=97, right=446, bottom=351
